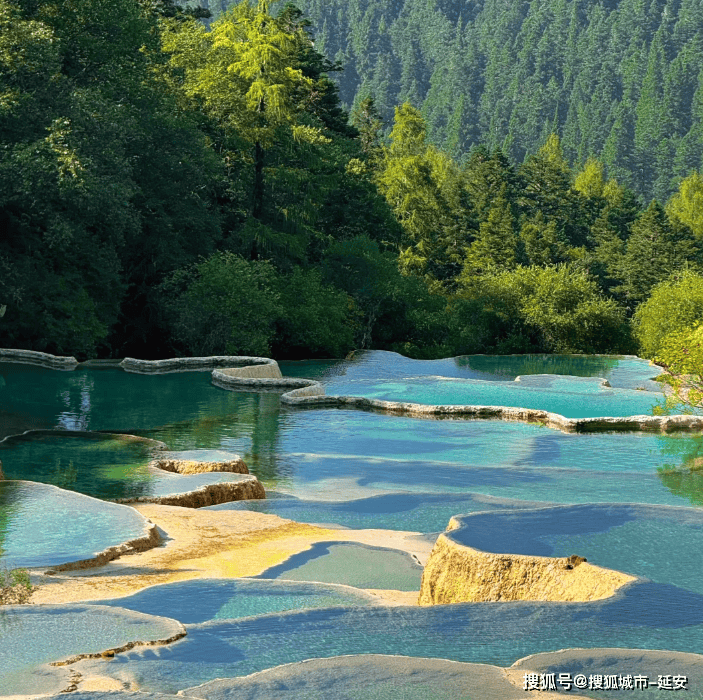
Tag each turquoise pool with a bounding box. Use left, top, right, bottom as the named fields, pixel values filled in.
left=1, top=350, right=702, bottom=697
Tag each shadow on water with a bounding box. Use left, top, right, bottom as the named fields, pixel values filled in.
left=97, top=579, right=374, bottom=625
left=80, top=579, right=703, bottom=692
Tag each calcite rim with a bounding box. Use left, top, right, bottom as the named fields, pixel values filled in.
left=1, top=348, right=686, bottom=434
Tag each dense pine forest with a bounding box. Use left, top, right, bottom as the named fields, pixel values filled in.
left=266, top=0, right=703, bottom=204
left=2, top=0, right=703, bottom=383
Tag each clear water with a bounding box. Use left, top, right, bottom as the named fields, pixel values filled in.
left=330, top=377, right=661, bottom=417
left=72, top=584, right=703, bottom=694
left=0, top=361, right=268, bottom=435
left=252, top=542, right=423, bottom=591
left=207, top=490, right=553, bottom=534
left=0, top=432, right=253, bottom=502
left=448, top=504, right=703, bottom=593
left=98, top=578, right=375, bottom=624
left=280, top=351, right=661, bottom=390
left=280, top=352, right=665, bottom=418
left=2, top=351, right=703, bottom=695
left=0, top=481, right=150, bottom=569
left=180, top=655, right=530, bottom=700
left=0, top=604, right=183, bottom=695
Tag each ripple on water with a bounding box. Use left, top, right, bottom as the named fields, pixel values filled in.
left=0, top=604, right=183, bottom=696
left=70, top=585, right=703, bottom=694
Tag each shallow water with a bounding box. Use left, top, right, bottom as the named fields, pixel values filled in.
left=0, top=481, right=150, bottom=569
left=72, top=584, right=703, bottom=694
left=0, top=604, right=183, bottom=695
left=0, top=432, right=253, bottom=502
left=281, top=352, right=665, bottom=417
left=98, top=579, right=375, bottom=624
left=253, top=542, right=423, bottom=590
left=1, top=351, right=702, bottom=695
left=448, top=504, right=703, bottom=593
left=279, top=352, right=661, bottom=390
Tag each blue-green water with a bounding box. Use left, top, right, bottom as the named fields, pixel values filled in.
left=99, top=579, right=375, bottom=624
left=448, top=504, right=703, bottom=593
left=253, top=542, right=423, bottom=590
left=1, top=350, right=703, bottom=695
left=279, top=352, right=661, bottom=390
left=340, top=376, right=662, bottom=417
left=70, top=586, right=703, bottom=695
left=0, top=481, right=151, bottom=569
left=281, top=352, right=665, bottom=417
left=0, top=604, right=183, bottom=695
left=0, top=432, right=255, bottom=502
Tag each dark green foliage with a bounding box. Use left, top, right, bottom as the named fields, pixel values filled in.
left=277, top=0, right=703, bottom=202
left=615, top=201, right=703, bottom=310
left=2, top=0, right=699, bottom=364
left=0, top=0, right=222, bottom=358
left=273, top=268, right=356, bottom=358
left=158, top=252, right=281, bottom=357
left=453, top=265, right=632, bottom=355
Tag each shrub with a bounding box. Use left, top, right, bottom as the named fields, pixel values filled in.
left=273, top=268, right=356, bottom=358
left=633, top=270, right=703, bottom=358
left=455, top=265, right=631, bottom=354
left=159, top=251, right=281, bottom=357
left=653, top=323, right=703, bottom=413
left=0, top=568, right=35, bottom=605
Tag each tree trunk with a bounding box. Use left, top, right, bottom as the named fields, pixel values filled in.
left=252, top=140, right=265, bottom=259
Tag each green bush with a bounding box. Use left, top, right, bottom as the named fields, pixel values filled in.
left=633, top=270, right=703, bottom=358
left=273, top=268, right=356, bottom=358
left=653, top=324, right=703, bottom=413
left=159, top=251, right=281, bottom=357
left=454, top=264, right=631, bottom=354
left=0, top=568, right=34, bottom=605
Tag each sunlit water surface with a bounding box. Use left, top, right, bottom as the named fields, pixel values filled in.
left=1, top=351, right=702, bottom=694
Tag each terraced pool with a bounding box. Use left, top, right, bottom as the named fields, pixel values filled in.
left=1, top=350, right=701, bottom=698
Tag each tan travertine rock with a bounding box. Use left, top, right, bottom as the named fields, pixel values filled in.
left=150, top=457, right=248, bottom=475
left=30, top=505, right=339, bottom=604
left=30, top=507, right=430, bottom=607
left=218, top=363, right=282, bottom=379
left=114, top=477, right=265, bottom=508
left=418, top=532, right=635, bottom=605
left=44, top=520, right=161, bottom=574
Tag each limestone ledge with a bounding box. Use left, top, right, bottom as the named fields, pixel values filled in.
left=112, top=476, right=265, bottom=508
left=3, top=348, right=697, bottom=433
left=51, top=624, right=187, bottom=668
left=281, top=391, right=703, bottom=433
left=44, top=519, right=161, bottom=575
left=120, top=355, right=281, bottom=375
left=514, top=373, right=611, bottom=387
left=0, top=348, right=78, bottom=370
left=419, top=523, right=635, bottom=605
left=212, top=370, right=316, bottom=392
left=150, top=457, right=248, bottom=475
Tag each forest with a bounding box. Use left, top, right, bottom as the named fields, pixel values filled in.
left=266, top=0, right=703, bottom=204
left=1, top=0, right=703, bottom=388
